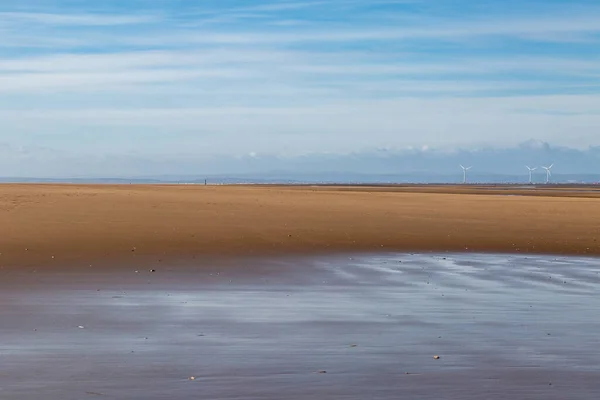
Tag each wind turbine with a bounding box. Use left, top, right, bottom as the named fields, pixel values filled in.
left=526, top=166, right=537, bottom=184
left=460, top=165, right=472, bottom=184
left=542, top=164, right=554, bottom=184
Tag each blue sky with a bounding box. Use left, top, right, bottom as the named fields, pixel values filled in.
left=1, top=0, right=599, bottom=176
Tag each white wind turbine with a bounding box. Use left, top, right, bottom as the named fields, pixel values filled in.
left=460, top=165, right=472, bottom=184
left=542, top=164, right=554, bottom=184
left=526, top=165, right=537, bottom=184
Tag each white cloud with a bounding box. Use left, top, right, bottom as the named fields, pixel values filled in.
left=226, top=1, right=329, bottom=13
left=0, top=12, right=157, bottom=26
left=2, top=6, right=600, bottom=51
left=122, top=11, right=600, bottom=46
left=2, top=95, right=599, bottom=154
left=0, top=47, right=597, bottom=96
left=186, top=0, right=418, bottom=17
left=0, top=69, right=251, bottom=93
left=0, top=49, right=303, bottom=73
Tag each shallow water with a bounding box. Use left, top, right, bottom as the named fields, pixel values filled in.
left=1, top=253, right=600, bottom=399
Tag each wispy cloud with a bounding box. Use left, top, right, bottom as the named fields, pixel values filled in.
left=0, top=11, right=157, bottom=26
left=3, top=4, right=600, bottom=50
left=0, top=0, right=599, bottom=172
left=225, top=1, right=330, bottom=13
left=77, top=13, right=600, bottom=48
left=0, top=69, right=251, bottom=93
left=0, top=47, right=597, bottom=96
left=185, top=0, right=419, bottom=17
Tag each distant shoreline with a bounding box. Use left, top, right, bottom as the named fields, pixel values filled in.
left=1, top=184, right=599, bottom=269
left=1, top=181, right=599, bottom=186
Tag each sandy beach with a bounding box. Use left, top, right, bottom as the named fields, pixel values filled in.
left=0, top=184, right=599, bottom=269
left=3, top=185, right=600, bottom=399
left=1, top=184, right=600, bottom=269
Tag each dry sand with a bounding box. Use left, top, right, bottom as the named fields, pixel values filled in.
left=1, top=184, right=599, bottom=268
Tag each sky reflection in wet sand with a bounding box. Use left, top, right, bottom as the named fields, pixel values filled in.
left=1, top=253, right=600, bottom=399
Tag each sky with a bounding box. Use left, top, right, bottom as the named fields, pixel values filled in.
left=1, top=0, right=599, bottom=176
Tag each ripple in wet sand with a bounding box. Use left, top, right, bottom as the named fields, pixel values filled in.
left=1, top=253, right=599, bottom=399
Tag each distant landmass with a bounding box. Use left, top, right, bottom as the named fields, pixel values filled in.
left=1, top=140, right=598, bottom=183
left=1, top=172, right=598, bottom=185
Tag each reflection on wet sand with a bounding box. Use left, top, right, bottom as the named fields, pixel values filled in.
left=1, top=253, right=600, bottom=400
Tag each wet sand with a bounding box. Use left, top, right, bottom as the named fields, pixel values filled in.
left=1, top=253, right=600, bottom=399
left=1, top=184, right=600, bottom=269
